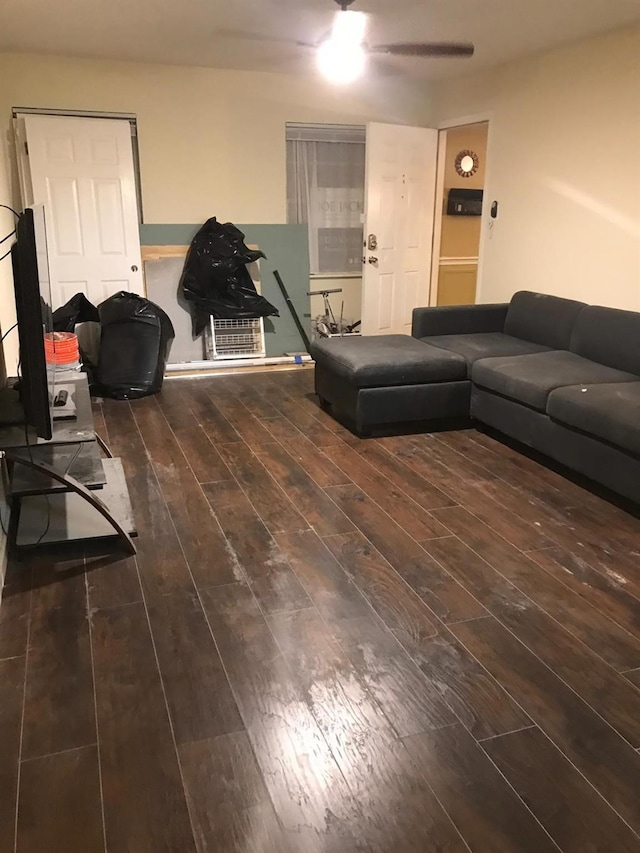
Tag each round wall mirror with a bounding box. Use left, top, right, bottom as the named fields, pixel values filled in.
left=455, top=149, right=480, bottom=178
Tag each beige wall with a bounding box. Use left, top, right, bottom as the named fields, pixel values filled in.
left=0, top=51, right=433, bottom=358
left=0, top=52, right=433, bottom=224
left=432, top=26, right=640, bottom=310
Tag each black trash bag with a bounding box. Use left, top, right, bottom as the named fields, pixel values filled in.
left=52, top=292, right=101, bottom=367
left=94, top=292, right=175, bottom=400
left=181, top=217, right=279, bottom=335
left=52, top=292, right=99, bottom=332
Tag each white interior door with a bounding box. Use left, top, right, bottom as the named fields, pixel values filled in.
left=17, top=114, right=143, bottom=309
left=361, top=122, right=438, bottom=335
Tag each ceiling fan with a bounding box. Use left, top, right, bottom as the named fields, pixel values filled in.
left=220, top=0, right=475, bottom=83
left=326, top=0, right=475, bottom=57
left=315, top=0, right=475, bottom=83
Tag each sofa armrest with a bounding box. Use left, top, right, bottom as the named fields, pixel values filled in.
left=411, top=303, right=510, bottom=339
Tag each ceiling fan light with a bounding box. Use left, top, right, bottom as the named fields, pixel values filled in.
left=331, top=10, right=367, bottom=45
left=317, top=38, right=366, bottom=84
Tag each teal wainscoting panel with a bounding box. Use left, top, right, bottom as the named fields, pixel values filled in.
left=140, top=223, right=311, bottom=357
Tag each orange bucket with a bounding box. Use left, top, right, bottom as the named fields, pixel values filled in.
left=44, top=332, right=80, bottom=365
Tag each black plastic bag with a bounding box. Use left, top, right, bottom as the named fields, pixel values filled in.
left=181, top=217, right=279, bottom=335
left=52, top=292, right=101, bottom=367
left=52, top=292, right=99, bottom=332
left=94, top=292, right=175, bottom=400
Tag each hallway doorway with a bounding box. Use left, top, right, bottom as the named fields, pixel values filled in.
left=431, top=121, right=489, bottom=306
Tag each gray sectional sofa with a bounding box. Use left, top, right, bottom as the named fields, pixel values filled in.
left=311, top=291, right=640, bottom=505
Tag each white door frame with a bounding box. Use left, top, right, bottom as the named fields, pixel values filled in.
left=12, top=107, right=144, bottom=223
left=429, top=111, right=494, bottom=306
left=16, top=112, right=145, bottom=308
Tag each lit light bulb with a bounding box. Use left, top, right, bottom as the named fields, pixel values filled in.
left=332, top=10, right=367, bottom=43
left=317, top=10, right=368, bottom=84
left=317, top=39, right=366, bottom=84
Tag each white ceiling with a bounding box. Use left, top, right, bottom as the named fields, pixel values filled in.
left=1, top=0, right=640, bottom=80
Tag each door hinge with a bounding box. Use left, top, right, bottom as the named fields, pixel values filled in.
left=24, top=140, right=29, bottom=156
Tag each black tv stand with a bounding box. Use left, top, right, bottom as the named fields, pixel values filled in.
left=0, top=374, right=136, bottom=554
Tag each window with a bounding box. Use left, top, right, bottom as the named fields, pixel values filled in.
left=286, top=123, right=366, bottom=276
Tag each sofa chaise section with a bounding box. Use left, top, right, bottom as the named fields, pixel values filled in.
left=312, top=291, right=588, bottom=437
left=311, top=290, right=640, bottom=504
left=311, top=335, right=469, bottom=436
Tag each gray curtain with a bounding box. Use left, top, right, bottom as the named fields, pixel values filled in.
left=287, top=137, right=365, bottom=275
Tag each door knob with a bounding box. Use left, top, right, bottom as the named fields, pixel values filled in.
left=367, top=256, right=379, bottom=265
left=131, top=264, right=138, bottom=272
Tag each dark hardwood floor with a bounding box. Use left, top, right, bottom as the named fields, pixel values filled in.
left=2, top=366, right=640, bottom=852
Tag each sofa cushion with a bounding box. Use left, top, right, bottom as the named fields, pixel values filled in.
left=547, top=382, right=640, bottom=456
left=504, top=291, right=586, bottom=350
left=472, top=350, right=638, bottom=412
left=310, top=334, right=467, bottom=388
left=570, top=305, right=640, bottom=375
left=422, top=332, right=550, bottom=377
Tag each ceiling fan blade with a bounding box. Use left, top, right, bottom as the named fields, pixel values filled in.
left=212, top=30, right=319, bottom=54
left=370, top=42, right=475, bottom=58
left=214, top=28, right=300, bottom=46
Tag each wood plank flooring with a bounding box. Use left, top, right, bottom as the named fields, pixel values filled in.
left=3, top=366, right=640, bottom=852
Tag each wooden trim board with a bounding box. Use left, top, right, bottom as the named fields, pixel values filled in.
left=141, top=244, right=260, bottom=262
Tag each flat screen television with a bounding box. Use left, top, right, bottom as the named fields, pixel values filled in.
left=10, top=205, right=55, bottom=441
